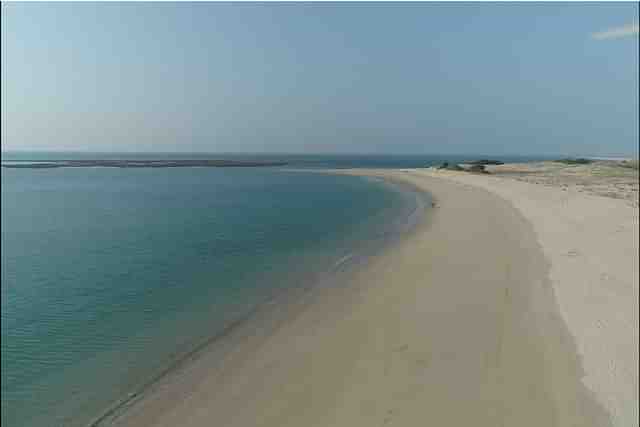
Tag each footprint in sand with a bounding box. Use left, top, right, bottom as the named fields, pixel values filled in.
left=382, top=409, right=395, bottom=426
left=394, top=344, right=409, bottom=353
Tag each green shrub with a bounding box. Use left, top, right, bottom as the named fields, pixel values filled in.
left=554, top=158, right=593, bottom=165
left=620, top=160, right=639, bottom=170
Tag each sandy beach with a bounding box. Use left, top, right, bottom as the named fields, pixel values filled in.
left=105, top=167, right=638, bottom=427
left=418, top=165, right=639, bottom=426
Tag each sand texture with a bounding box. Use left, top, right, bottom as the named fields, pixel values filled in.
left=486, top=160, right=639, bottom=207
left=105, top=168, right=637, bottom=427
left=419, top=167, right=639, bottom=426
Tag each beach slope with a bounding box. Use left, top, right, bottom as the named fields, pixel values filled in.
left=108, top=169, right=634, bottom=427
left=418, top=166, right=639, bottom=427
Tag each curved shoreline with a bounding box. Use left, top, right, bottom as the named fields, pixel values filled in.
left=88, top=174, right=429, bottom=427
left=414, top=167, right=638, bottom=427
left=101, top=169, right=618, bottom=427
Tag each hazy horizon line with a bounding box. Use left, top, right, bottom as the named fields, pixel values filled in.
left=2, top=149, right=637, bottom=159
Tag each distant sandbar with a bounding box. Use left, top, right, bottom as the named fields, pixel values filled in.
left=1, top=159, right=287, bottom=169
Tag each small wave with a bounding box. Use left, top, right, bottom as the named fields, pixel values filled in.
left=333, top=254, right=354, bottom=269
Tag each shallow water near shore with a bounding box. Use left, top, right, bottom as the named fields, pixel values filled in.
left=1, top=165, right=427, bottom=427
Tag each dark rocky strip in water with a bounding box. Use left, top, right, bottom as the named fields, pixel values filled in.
left=2, top=160, right=287, bottom=169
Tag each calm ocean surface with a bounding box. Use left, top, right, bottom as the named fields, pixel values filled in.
left=0, top=151, right=548, bottom=168
left=0, top=153, right=540, bottom=426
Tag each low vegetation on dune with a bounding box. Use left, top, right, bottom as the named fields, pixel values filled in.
left=619, top=160, right=639, bottom=170
left=437, top=162, right=464, bottom=171
left=553, top=158, right=593, bottom=165
left=462, top=159, right=504, bottom=166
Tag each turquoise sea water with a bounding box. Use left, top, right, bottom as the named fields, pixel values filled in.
left=1, top=162, right=428, bottom=427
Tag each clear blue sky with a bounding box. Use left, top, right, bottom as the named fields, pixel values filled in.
left=1, top=2, right=638, bottom=156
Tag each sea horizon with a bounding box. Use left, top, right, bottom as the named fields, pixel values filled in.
left=1, top=151, right=558, bottom=171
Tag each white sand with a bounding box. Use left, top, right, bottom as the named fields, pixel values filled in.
left=106, top=169, right=637, bottom=427
left=416, top=168, right=639, bottom=427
